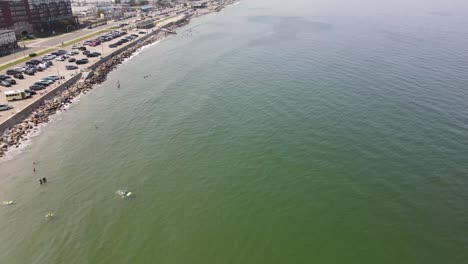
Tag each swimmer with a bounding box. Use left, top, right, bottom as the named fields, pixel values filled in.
left=45, top=212, right=54, bottom=218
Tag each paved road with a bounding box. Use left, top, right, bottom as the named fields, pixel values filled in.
left=0, top=18, right=133, bottom=65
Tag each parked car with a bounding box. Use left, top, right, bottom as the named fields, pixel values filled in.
left=1, top=80, right=12, bottom=87
left=52, top=50, right=67, bottom=56
left=24, top=89, right=37, bottom=95
left=26, top=60, right=41, bottom=66
left=0, top=104, right=12, bottom=111
left=55, top=56, right=65, bottom=61
left=12, top=74, right=23, bottom=79
left=66, top=65, right=78, bottom=70
left=46, top=61, right=53, bottom=66
left=82, top=50, right=91, bottom=55
left=24, top=69, right=35, bottom=75
left=76, top=58, right=89, bottom=64
left=86, top=53, right=99, bottom=58
left=6, top=69, right=21, bottom=75
left=0, top=74, right=10, bottom=80
left=78, top=46, right=87, bottom=51
left=39, top=78, right=54, bottom=84
left=68, top=58, right=76, bottom=62
left=34, top=81, right=49, bottom=87
left=46, top=75, right=60, bottom=80
left=5, top=79, right=16, bottom=85
left=42, top=54, right=56, bottom=60
left=29, top=85, right=45, bottom=91
left=13, top=67, right=26, bottom=72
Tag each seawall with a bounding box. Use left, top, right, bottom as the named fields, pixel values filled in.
left=0, top=73, right=82, bottom=135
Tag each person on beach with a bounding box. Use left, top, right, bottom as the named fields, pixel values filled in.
left=42, top=177, right=47, bottom=184
left=33, top=167, right=36, bottom=172
left=39, top=179, right=43, bottom=185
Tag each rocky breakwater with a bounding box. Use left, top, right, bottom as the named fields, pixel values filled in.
left=0, top=32, right=163, bottom=158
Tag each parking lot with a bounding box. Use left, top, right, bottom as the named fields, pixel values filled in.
left=0, top=29, right=149, bottom=123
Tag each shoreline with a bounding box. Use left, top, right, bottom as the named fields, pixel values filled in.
left=0, top=1, right=238, bottom=159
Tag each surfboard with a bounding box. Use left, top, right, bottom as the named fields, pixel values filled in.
left=2, top=201, right=13, bottom=205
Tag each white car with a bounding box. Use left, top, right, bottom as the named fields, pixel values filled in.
left=55, top=56, right=65, bottom=61
left=42, top=54, right=56, bottom=61
left=38, top=63, right=48, bottom=69
left=13, top=67, right=26, bottom=73
left=0, top=104, right=12, bottom=111
left=47, top=75, right=60, bottom=80
left=39, top=79, right=54, bottom=84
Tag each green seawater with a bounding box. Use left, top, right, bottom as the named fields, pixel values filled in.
left=1, top=0, right=468, bottom=263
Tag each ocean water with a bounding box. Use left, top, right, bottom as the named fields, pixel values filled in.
left=1, top=0, right=468, bottom=263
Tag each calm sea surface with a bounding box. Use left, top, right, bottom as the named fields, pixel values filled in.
left=1, top=0, right=468, bottom=263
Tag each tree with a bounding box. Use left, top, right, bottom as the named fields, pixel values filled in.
left=128, top=0, right=136, bottom=6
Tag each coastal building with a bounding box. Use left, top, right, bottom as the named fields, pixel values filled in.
left=28, top=0, right=77, bottom=33
left=0, top=0, right=77, bottom=34
left=0, top=0, right=33, bottom=34
left=0, top=29, right=17, bottom=52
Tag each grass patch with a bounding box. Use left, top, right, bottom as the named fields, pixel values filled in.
left=59, top=27, right=118, bottom=47
left=0, top=48, right=56, bottom=71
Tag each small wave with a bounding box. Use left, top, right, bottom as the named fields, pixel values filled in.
left=122, top=39, right=162, bottom=63
left=0, top=91, right=87, bottom=163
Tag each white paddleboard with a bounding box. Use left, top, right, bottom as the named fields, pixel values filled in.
left=2, top=201, right=13, bottom=205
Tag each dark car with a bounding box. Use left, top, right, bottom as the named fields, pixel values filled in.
left=5, top=79, right=16, bottom=85
left=109, top=44, right=117, bottom=48
left=14, top=74, right=24, bottom=79
left=26, top=60, right=41, bottom=66
left=68, top=58, right=76, bottom=62
left=76, top=58, right=89, bottom=64
left=29, top=85, right=45, bottom=91
left=78, top=46, right=87, bottom=51
left=86, top=52, right=100, bottom=58
left=25, top=89, right=37, bottom=95
left=34, top=81, right=49, bottom=87
left=1, top=81, right=11, bottom=87
left=0, top=74, right=10, bottom=80
left=82, top=50, right=91, bottom=55
left=66, top=65, right=78, bottom=70
left=6, top=69, right=21, bottom=75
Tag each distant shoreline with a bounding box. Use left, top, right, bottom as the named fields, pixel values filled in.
left=0, top=0, right=239, bottom=159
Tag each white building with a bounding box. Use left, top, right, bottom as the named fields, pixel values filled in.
left=0, top=30, right=17, bottom=51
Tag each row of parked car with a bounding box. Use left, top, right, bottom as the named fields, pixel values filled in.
left=0, top=74, right=17, bottom=87
left=28, top=75, right=60, bottom=91
left=84, top=30, right=129, bottom=47
left=109, top=34, right=139, bottom=48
